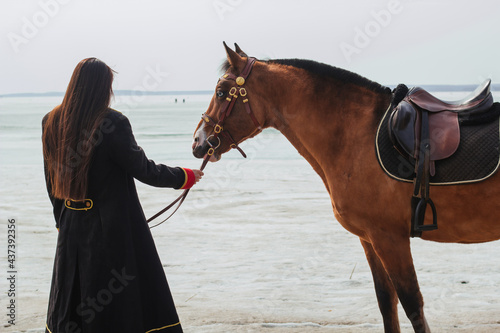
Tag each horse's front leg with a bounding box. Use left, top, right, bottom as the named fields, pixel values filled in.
left=368, top=234, right=431, bottom=333
left=361, top=239, right=400, bottom=332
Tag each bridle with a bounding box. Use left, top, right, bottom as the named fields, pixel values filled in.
left=147, top=57, right=261, bottom=228
left=200, top=56, right=262, bottom=160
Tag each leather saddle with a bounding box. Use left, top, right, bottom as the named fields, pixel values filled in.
left=388, top=79, right=494, bottom=237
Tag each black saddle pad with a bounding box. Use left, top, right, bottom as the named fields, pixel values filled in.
left=375, top=105, right=500, bottom=185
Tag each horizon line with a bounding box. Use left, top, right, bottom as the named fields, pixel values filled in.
left=0, top=90, right=214, bottom=98
left=2, top=84, right=499, bottom=98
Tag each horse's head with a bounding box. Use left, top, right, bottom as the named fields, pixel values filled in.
left=192, top=42, right=265, bottom=162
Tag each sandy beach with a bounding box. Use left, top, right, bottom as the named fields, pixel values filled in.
left=2, top=156, right=500, bottom=333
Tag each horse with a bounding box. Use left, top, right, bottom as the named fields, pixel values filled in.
left=191, top=42, right=500, bottom=333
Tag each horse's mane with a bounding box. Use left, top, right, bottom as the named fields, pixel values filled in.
left=267, top=59, right=391, bottom=94
left=222, top=57, right=390, bottom=94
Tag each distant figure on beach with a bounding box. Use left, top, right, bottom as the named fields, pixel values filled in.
left=41, top=58, right=202, bottom=333
left=175, top=98, right=177, bottom=103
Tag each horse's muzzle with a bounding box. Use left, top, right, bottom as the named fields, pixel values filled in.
left=192, top=143, right=220, bottom=162
left=192, top=130, right=221, bottom=161
left=192, top=139, right=208, bottom=159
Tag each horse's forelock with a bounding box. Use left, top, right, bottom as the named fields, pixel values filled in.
left=220, top=60, right=231, bottom=73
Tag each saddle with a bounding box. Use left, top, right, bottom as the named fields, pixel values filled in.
left=388, top=79, right=494, bottom=237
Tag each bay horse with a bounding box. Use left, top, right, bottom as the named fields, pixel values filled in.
left=191, top=42, right=500, bottom=333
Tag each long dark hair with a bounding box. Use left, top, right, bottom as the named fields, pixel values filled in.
left=42, top=58, right=114, bottom=200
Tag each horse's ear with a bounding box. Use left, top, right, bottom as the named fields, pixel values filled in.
left=223, top=41, right=245, bottom=71
left=234, top=43, right=248, bottom=57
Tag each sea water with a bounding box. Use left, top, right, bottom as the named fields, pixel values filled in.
left=0, top=94, right=297, bottom=165
left=1, top=90, right=498, bottom=221
left=0, top=93, right=303, bottom=225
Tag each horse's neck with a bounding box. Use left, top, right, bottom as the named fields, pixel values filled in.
left=267, top=72, right=391, bottom=184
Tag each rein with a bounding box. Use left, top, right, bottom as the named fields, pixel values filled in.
left=147, top=155, right=210, bottom=228
left=147, top=57, right=260, bottom=228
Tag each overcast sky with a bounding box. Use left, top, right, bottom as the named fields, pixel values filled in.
left=1, top=0, right=499, bottom=94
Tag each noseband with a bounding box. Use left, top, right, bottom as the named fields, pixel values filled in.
left=201, top=57, right=262, bottom=159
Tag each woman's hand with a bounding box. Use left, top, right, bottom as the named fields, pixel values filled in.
left=192, top=169, right=204, bottom=184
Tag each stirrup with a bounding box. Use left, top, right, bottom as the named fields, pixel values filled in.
left=411, top=196, right=438, bottom=237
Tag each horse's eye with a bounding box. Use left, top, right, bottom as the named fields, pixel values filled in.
left=216, top=90, right=225, bottom=98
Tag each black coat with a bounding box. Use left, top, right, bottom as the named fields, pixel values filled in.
left=43, top=110, right=186, bottom=333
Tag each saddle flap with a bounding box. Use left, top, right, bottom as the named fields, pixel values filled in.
left=428, top=111, right=460, bottom=160
left=389, top=101, right=460, bottom=161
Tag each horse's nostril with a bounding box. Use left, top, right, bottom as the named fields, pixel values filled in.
left=194, top=136, right=199, bottom=142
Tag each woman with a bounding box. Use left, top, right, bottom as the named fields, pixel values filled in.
left=42, top=58, right=202, bottom=333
